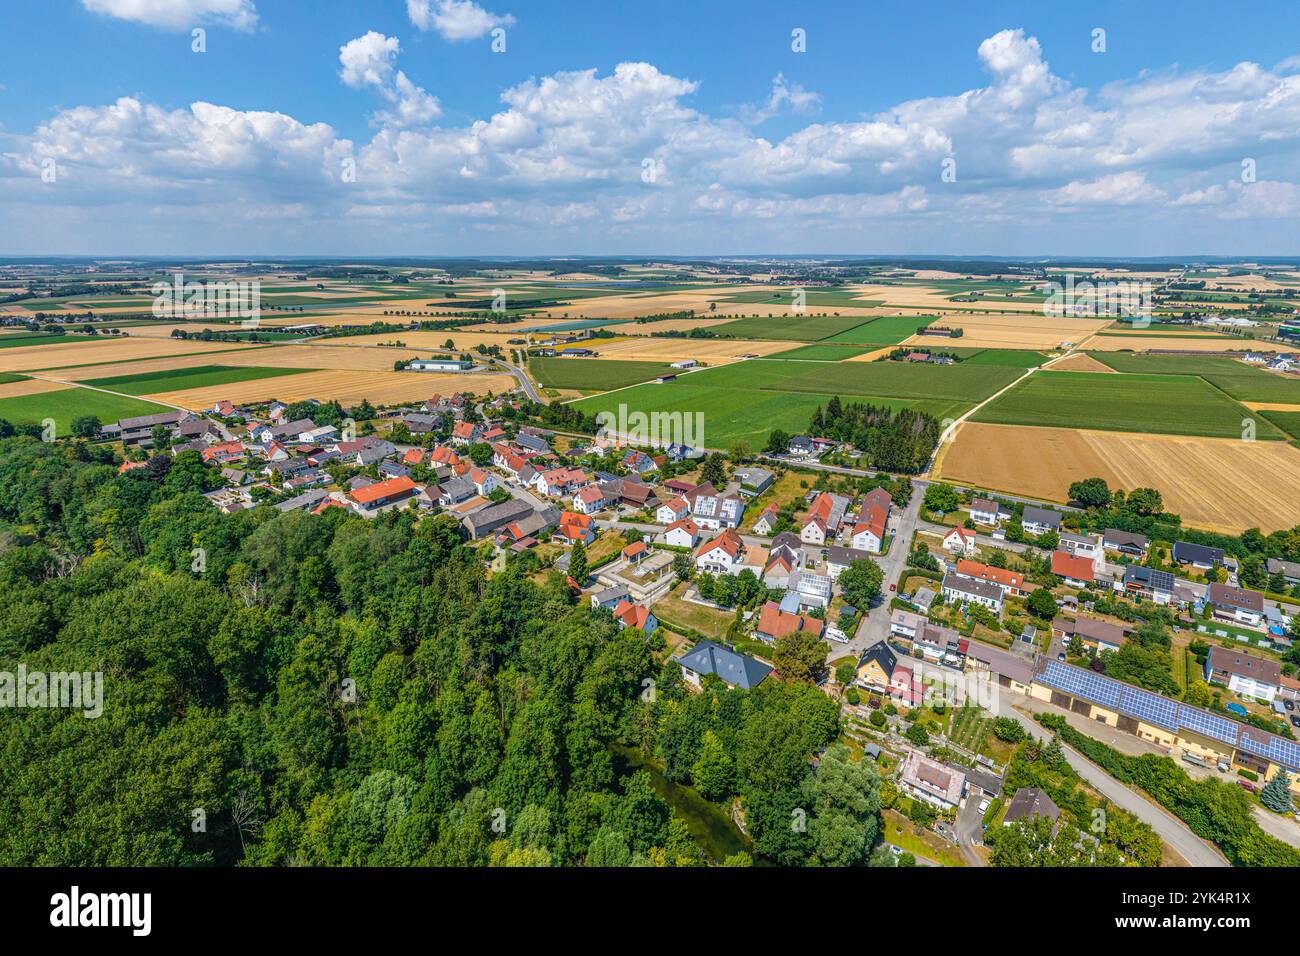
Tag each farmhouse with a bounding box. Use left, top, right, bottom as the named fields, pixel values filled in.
left=800, top=491, right=850, bottom=544
left=1205, top=646, right=1281, bottom=702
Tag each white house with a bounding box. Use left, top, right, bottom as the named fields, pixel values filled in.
left=694, top=529, right=746, bottom=575
left=663, top=517, right=700, bottom=549
left=941, top=526, right=978, bottom=556
left=573, top=485, right=609, bottom=515
left=656, top=497, right=690, bottom=525
left=941, top=572, right=1003, bottom=614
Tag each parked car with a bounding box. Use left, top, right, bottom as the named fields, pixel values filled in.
left=1238, top=779, right=1258, bottom=793
left=1286, top=699, right=1295, bottom=712
left=977, top=799, right=990, bottom=814
left=1290, top=714, right=1300, bottom=728
left=889, top=583, right=896, bottom=592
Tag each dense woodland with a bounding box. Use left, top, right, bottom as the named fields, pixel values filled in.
left=808, top=397, right=941, bottom=474
left=0, top=436, right=878, bottom=866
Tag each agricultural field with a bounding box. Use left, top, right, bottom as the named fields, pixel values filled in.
left=574, top=335, right=798, bottom=363
left=935, top=422, right=1300, bottom=534
left=0, top=386, right=170, bottom=436
left=767, top=344, right=877, bottom=361
left=144, top=369, right=518, bottom=410
left=709, top=314, right=871, bottom=341
left=82, top=364, right=312, bottom=395
left=1260, top=410, right=1300, bottom=441
left=528, top=357, right=674, bottom=391
left=900, top=313, right=1106, bottom=350
left=822, top=315, right=937, bottom=345
left=971, top=370, right=1275, bottom=439
left=0, top=336, right=251, bottom=373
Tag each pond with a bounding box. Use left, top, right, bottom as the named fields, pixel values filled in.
left=610, top=742, right=753, bottom=863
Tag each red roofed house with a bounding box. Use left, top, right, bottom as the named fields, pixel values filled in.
left=555, top=512, right=598, bottom=545
left=201, top=441, right=246, bottom=464
left=663, top=517, right=700, bottom=548
left=574, top=484, right=609, bottom=514
left=942, top=526, right=978, bottom=556
left=955, top=559, right=1027, bottom=597
left=1052, top=550, right=1096, bottom=587
left=347, top=475, right=419, bottom=512
left=694, top=529, right=746, bottom=575
left=755, top=600, right=824, bottom=643
left=468, top=467, right=498, bottom=496
left=450, top=421, right=480, bottom=446
left=402, top=448, right=426, bottom=465
left=612, top=598, right=658, bottom=634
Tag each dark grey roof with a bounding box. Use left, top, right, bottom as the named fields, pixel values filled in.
left=942, top=571, right=1003, bottom=602
left=826, top=545, right=873, bottom=567
left=1173, top=540, right=1224, bottom=566
left=1021, top=505, right=1062, bottom=529
left=1003, top=788, right=1059, bottom=825
left=1103, top=528, right=1149, bottom=549
left=274, top=488, right=329, bottom=512
left=1267, top=558, right=1300, bottom=578
left=857, top=641, right=898, bottom=677
left=1124, top=564, right=1175, bottom=592
left=463, top=498, right=534, bottom=539
left=677, top=640, right=772, bottom=690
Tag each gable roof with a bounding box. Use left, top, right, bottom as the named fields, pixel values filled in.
left=677, top=640, right=772, bottom=689
left=348, top=475, right=417, bottom=505
left=1051, top=550, right=1096, bottom=582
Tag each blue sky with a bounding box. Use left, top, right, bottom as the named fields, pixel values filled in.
left=1, top=0, right=1298, bottom=256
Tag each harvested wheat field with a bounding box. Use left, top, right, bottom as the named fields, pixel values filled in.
left=581, top=336, right=801, bottom=363
left=0, top=378, right=70, bottom=399
left=146, top=370, right=518, bottom=410
left=903, top=314, right=1106, bottom=350
left=1243, top=402, right=1300, bottom=412
left=856, top=284, right=1045, bottom=313
left=845, top=347, right=904, bottom=363
left=0, top=337, right=252, bottom=373
left=934, top=422, right=1300, bottom=534
left=1044, top=353, right=1117, bottom=373
left=324, top=330, right=525, bottom=351
left=1087, top=336, right=1292, bottom=353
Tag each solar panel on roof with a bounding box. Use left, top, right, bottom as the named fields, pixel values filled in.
left=1177, top=706, right=1239, bottom=746
left=1258, top=737, right=1300, bottom=772
left=1120, top=686, right=1178, bottom=731
left=1040, top=661, right=1122, bottom=708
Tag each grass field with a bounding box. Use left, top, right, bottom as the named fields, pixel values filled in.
left=972, top=370, right=1277, bottom=439
left=529, top=357, right=675, bottom=390
left=766, top=343, right=876, bottom=361
left=0, top=386, right=170, bottom=435
left=1089, top=351, right=1300, bottom=404
left=709, top=315, right=870, bottom=341
left=962, top=349, right=1049, bottom=367
left=1260, top=410, right=1300, bottom=441
left=822, top=315, right=938, bottom=345
left=0, top=334, right=84, bottom=348
left=82, top=364, right=312, bottom=395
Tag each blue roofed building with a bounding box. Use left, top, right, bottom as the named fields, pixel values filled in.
left=675, top=640, right=772, bottom=690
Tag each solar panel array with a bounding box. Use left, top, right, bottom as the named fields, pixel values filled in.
left=1036, top=660, right=1300, bottom=772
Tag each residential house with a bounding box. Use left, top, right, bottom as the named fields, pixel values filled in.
left=694, top=529, right=746, bottom=575
left=1003, top=788, right=1060, bottom=835
left=620, top=449, right=659, bottom=475
left=849, top=492, right=890, bottom=554
left=656, top=497, right=691, bottom=525
left=1059, top=532, right=1102, bottom=560
left=690, top=486, right=745, bottom=531
left=954, top=560, right=1026, bottom=597
left=1051, top=550, right=1096, bottom=588
left=786, top=435, right=816, bottom=459
left=1208, top=582, right=1265, bottom=628
left=536, top=467, right=588, bottom=498
left=438, top=477, right=478, bottom=506
left=590, top=585, right=631, bottom=611
left=969, top=497, right=1008, bottom=526
left=467, top=467, right=498, bottom=497
left=752, top=502, right=781, bottom=536
left=1266, top=558, right=1300, bottom=586
left=1206, top=646, right=1281, bottom=702
left=662, top=517, right=700, bottom=549
left=1051, top=615, right=1126, bottom=654
left=1173, top=541, right=1224, bottom=571
left=941, top=572, right=1004, bottom=614
left=942, top=526, right=978, bottom=556
left=800, top=491, right=850, bottom=545
left=1116, top=565, right=1175, bottom=605
left=755, top=600, right=824, bottom=643
left=347, top=476, right=419, bottom=512
left=790, top=571, right=833, bottom=610
left=899, top=752, right=966, bottom=811
left=1021, top=506, right=1063, bottom=536
left=450, top=421, right=481, bottom=446
left=676, top=640, right=772, bottom=690
left=463, top=498, right=535, bottom=540
left=825, top=546, right=875, bottom=580
left=573, top=485, right=609, bottom=515
left=556, top=512, right=598, bottom=545
left=1103, top=529, right=1149, bottom=558
left=612, top=599, right=658, bottom=635
left=890, top=610, right=967, bottom=666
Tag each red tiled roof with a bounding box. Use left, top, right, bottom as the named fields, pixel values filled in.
left=1051, top=550, right=1095, bottom=582
left=348, top=475, right=417, bottom=505
left=956, top=559, right=1024, bottom=590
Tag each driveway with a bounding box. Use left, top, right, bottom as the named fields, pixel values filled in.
left=953, top=794, right=988, bottom=867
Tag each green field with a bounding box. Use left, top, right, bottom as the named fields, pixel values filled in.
left=765, top=344, right=875, bottom=361
left=0, top=372, right=29, bottom=385
left=709, top=315, right=870, bottom=341
left=0, top=387, right=170, bottom=435
left=717, top=289, right=881, bottom=308
left=750, top=361, right=1020, bottom=403
left=972, top=370, right=1278, bottom=439
left=82, top=364, right=311, bottom=395
left=961, top=349, right=1049, bottom=367
left=0, top=333, right=85, bottom=348
left=1089, top=351, right=1300, bottom=404
left=822, top=315, right=937, bottom=345
left=529, top=357, right=675, bottom=390
left=1260, top=410, right=1300, bottom=441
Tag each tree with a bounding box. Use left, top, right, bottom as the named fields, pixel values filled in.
left=905, top=723, right=929, bottom=747
left=803, top=743, right=880, bottom=866
left=568, top=540, right=589, bottom=586
left=468, top=443, right=494, bottom=467
left=923, top=482, right=959, bottom=514
left=727, top=441, right=750, bottom=464
left=771, top=631, right=827, bottom=685
left=671, top=553, right=693, bottom=582
left=992, top=717, right=1025, bottom=743
left=691, top=731, right=735, bottom=801
left=1068, top=477, right=1112, bottom=509
left=1124, top=487, right=1163, bottom=516
left=1027, top=587, right=1058, bottom=620
left=70, top=415, right=101, bottom=439
left=837, top=559, right=884, bottom=609
left=699, top=453, right=726, bottom=488
left=835, top=661, right=856, bottom=690
left=764, top=429, right=790, bottom=455
left=1261, top=770, right=1294, bottom=814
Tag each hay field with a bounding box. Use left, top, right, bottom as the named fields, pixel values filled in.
left=146, top=370, right=518, bottom=409
left=578, top=336, right=800, bottom=363
left=322, top=330, right=525, bottom=351
left=934, top=422, right=1300, bottom=534
left=902, top=314, right=1106, bottom=350
left=1087, top=335, right=1291, bottom=352
left=843, top=347, right=899, bottom=363
left=1044, top=353, right=1117, bottom=373
left=0, top=378, right=68, bottom=399
left=0, top=337, right=252, bottom=373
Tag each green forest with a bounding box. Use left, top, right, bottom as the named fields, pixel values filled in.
left=0, top=436, right=880, bottom=867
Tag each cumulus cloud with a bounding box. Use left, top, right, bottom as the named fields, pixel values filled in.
left=407, top=0, right=514, bottom=41
left=81, top=0, right=257, bottom=31
left=339, top=32, right=441, bottom=128
left=6, top=28, right=1300, bottom=252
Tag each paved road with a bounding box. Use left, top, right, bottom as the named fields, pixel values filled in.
left=953, top=794, right=988, bottom=867
left=491, top=356, right=541, bottom=402
left=848, top=487, right=926, bottom=655
left=994, top=690, right=1228, bottom=867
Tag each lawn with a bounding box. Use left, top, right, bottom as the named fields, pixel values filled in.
left=529, top=357, right=675, bottom=390
left=82, top=364, right=311, bottom=395
left=972, top=370, right=1281, bottom=439
left=822, top=315, right=938, bottom=345
left=651, top=582, right=736, bottom=638
left=0, top=386, right=170, bottom=435
left=882, top=809, right=966, bottom=866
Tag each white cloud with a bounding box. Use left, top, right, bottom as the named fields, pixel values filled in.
left=1045, top=171, right=1166, bottom=207
left=407, top=0, right=514, bottom=41
left=742, top=73, right=823, bottom=124
left=81, top=0, right=257, bottom=31
left=339, top=32, right=441, bottom=128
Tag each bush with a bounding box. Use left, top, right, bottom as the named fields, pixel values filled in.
left=993, top=717, right=1026, bottom=743
left=845, top=687, right=860, bottom=706
left=868, top=710, right=886, bottom=728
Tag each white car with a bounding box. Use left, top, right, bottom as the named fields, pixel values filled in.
left=977, top=799, right=990, bottom=814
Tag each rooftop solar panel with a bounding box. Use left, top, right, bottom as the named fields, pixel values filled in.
left=1177, top=706, right=1239, bottom=746
left=1120, top=686, right=1178, bottom=731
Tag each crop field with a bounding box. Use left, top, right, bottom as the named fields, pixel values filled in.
left=971, top=370, right=1274, bottom=439
left=766, top=344, right=877, bottom=361
left=961, top=349, right=1049, bottom=367
left=0, top=386, right=170, bottom=435
left=529, top=357, right=674, bottom=391
left=821, top=315, right=937, bottom=345
left=0, top=333, right=85, bottom=349
left=0, top=378, right=67, bottom=399
left=82, top=364, right=312, bottom=395
left=146, top=369, right=519, bottom=410
left=573, top=335, right=798, bottom=363
left=935, top=423, right=1300, bottom=534
left=1088, top=335, right=1291, bottom=352
left=901, top=313, right=1106, bottom=350
left=751, top=360, right=1021, bottom=403
left=1088, top=351, right=1300, bottom=404
left=0, top=336, right=251, bottom=373
left=709, top=314, right=871, bottom=341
